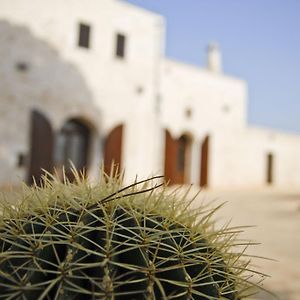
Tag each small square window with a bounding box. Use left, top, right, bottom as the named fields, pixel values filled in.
left=185, top=108, right=192, bottom=119
left=78, top=23, right=91, bottom=48
left=116, top=33, right=126, bottom=58
left=17, top=153, right=26, bottom=167
left=16, top=62, right=29, bottom=72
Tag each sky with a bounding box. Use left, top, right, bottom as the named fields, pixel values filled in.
left=126, top=0, right=300, bottom=134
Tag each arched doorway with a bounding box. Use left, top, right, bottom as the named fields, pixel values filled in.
left=104, top=124, right=123, bottom=176
left=200, top=135, right=209, bottom=188
left=54, top=119, right=91, bottom=181
left=27, top=110, right=54, bottom=185
left=164, top=130, right=192, bottom=185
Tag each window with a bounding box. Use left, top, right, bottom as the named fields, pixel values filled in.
left=16, top=62, right=29, bottom=72
left=17, top=153, right=26, bottom=167
left=78, top=23, right=91, bottom=48
left=116, top=33, right=126, bottom=58
left=185, top=107, right=192, bottom=119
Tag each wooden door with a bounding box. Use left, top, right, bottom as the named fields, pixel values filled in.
left=164, top=130, right=178, bottom=184
left=200, top=136, right=209, bottom=187
left=27, top=110, right=54, bottom=185
left=164, top=131, right=191, bottom=185
left=104, top=124, right=123, bottom=175
left=266, top=153, right=274, bottom=184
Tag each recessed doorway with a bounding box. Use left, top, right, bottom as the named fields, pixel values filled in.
left=164, top=130, right=192, bottom=185
left=54, top=118, right=91, bottom=181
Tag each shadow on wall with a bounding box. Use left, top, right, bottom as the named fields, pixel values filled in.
left=0, top=20, right=116, bottom=185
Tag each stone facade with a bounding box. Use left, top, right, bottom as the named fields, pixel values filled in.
left=0, top=0, right=300, bottom=188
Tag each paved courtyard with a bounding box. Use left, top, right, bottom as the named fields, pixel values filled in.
left=195, top=188, right=300, bottom=300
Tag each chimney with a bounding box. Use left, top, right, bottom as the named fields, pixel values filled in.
left=206, top=43, right=222, bottom=73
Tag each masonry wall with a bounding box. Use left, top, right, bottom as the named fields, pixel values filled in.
left=210, top=126, right=300, bottom=188
left=0, top=0, right=165, bottom=183
left=1, top=0, right=300, bottom=188
left=0, top=20, right=104, bottom=184
left=160, top=58, right=300, bottom=188
left=243, top=127, right=300, bottom=187
left=160, top=59, right=248, bottom=186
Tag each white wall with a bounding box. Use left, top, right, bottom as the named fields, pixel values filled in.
left=0, top=0, right=165, bottom=183
left=1, top=0, right=300, bottom=188
left=211, top=127, right=300, bottom=188
left=0, top=20, right=104, bottom=184
left=243, top=127, right=300, bottom=187
left=160, top=59, right=248, bottom=186
left=160, top=59, right=247, bottom=137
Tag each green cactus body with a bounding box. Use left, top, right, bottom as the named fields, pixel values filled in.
left=0, top=173, right=264, bottom=299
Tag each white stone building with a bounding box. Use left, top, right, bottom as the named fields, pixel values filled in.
left=0, top=0, right=300, bottom=188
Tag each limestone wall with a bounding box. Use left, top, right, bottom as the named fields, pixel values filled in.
left=160, top=58, right=248, bottom=185
left=0, top=21, right=103, bottom=184
left=210, top=127, right=300, bottom=188
left=1, top=0, right=300, bottom=188
left=0, top=0, right=164, bottom=183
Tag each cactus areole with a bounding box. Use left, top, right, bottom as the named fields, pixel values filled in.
left=0, top=173, right=262, bottom=299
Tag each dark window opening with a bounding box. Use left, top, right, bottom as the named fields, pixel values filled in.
left=78, top=23, right=91, bottom=48
left=116, top=33, right=126, bottom=58
left=17, top=153, right=26, bottom=167
left=16, top=62, right=29, bottom=72
left=185, top=108, right=192, bottom=119
left=222, top=104, right=230, bottom=113
left=136, top=85, right=144, bottom=94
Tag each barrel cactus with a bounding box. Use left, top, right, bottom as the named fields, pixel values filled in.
left=0, top=171, right=264, bottom=299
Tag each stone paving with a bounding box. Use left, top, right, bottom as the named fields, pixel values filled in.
left=194, top=188, right=300, bottom=300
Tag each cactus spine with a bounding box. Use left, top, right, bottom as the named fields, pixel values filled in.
left=0, top=172, right=264, bottom=299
